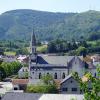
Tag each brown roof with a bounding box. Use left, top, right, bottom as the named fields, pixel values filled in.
left=83, top=56, right=92, bottom=62
left=54, top=80, right=62, bottom=89
left=12, top=79, right=29, bottom=85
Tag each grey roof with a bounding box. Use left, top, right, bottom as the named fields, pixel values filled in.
left=61, top=74, right=74, bottom=84
left=30, top=64, right=67, bottom=70
left=2, top=93, right=42, bottom=100
left=37, top=55, right=75, bottom=65
left=2, top=93, right=84, bottom=100
left=19, top=67, right=29, bottom=72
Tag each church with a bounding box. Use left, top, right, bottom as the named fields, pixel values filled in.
left=29, top=31, right=97, bottom=84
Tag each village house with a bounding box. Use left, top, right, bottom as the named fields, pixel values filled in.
left=60, top=74, right=81, bottom=94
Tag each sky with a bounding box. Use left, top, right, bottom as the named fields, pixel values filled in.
left=0, top=0, right=100, bottom=14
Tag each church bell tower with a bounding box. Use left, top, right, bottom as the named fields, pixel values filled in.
left=30, top=29, right=37, bottom=63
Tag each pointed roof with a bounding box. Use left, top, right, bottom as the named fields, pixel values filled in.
left=60, top=74, right=73, bottom=84
left=31, top=29, right=36, bottom=46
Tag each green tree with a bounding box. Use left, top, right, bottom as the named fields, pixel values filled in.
left=76, top=46, right=87, bottom=57
left=26, top=74, right=58, bottom=93
left=42, top=74, right=53, bottom=85
left=0, top=66, right=6, bottom=80
left=0, top=61, right=22, bottom=78
left=73, top=68, right=100, bottom=100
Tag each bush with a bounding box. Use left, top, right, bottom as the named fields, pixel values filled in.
left=26, top=84, right=58, bottom=93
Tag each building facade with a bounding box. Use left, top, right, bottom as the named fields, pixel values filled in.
left=29, top=31, right=97, bottom=84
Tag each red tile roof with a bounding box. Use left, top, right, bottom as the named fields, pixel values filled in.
left=12, top=79, right=29, bottom=85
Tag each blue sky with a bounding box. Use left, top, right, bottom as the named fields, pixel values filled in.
left=0, top=0, right=100, bottom=14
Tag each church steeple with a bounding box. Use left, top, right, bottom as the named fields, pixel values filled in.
left=30, top=29, right=36, bottom=54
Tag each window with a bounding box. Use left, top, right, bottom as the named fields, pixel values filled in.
left=62, top=73, right=65, bottom=79
left=70, top=80, right=73, bottom=83
left=14, top=87, right=18, bottom=90
left=54, top=73, right=57, bottom=79
left=94, top=73, right=96, bottom=77
left=72, top=88, right=77, bottom=91
left=39, top=73, right=42, bottom=79
left=62, top=88, right=68, bottom=91
left=47, top=73, right=49, bottom=75
left=23, top=69, right=24, bottom=72
left=89, top=88, right=92, bottom=90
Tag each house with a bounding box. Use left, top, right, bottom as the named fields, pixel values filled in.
left=1, top=92, right=84, bottom=100
left=60, top=74, right=81, bottom=94
left=60, top=74, right=94, bottom=94
left=17, top=55, right=29, bottom=63
left=29, top=30, right=97, bottom=85
left=3, top=56, right=16, bottom=62
left=12, top=79, right=29, bottom=91
left=18, top=67, right=29, bottom=78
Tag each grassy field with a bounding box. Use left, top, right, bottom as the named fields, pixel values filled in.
left=87, top=41, right=97, bottom=45
left=26, top=45, right=48, bottom=53
left=37, top=45, right=47, bottom=53
left=4, top=51, right=16, bottom=56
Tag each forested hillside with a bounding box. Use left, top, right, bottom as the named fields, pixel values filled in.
left=0, top=9, right=100, bottom=41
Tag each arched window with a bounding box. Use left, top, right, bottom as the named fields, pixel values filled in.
left=62, top=73, right=65, bottom=79
left=39, top=73, right=42, bottom=79
left=94, top=73, right=96, bottom=77
left=54, top=73, right=57, bottom=79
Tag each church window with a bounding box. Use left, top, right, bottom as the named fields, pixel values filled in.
left=94, top=73, right=96, bottom=77
left=62, top=73, right=65, bottom=79
left=39, top=73, right=42, bottom=79
left=54, top=73, right=57, bottom=79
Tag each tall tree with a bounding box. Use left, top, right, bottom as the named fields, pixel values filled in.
left=73, top=68, right=100, bottom=100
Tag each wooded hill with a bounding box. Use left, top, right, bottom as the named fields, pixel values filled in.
left=0, top=9, right=100, bottom=41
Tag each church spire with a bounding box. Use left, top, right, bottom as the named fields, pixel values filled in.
left=31, top=29, right=36, bottom=46
left=30, top=29, right=36, bottom=54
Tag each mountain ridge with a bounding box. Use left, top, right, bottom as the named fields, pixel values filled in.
left=0, top=9, right=100, bottom=41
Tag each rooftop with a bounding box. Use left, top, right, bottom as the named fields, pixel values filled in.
left=2, top=92, right=84, bottom=100
left=12, top=79, right=29, bottom=85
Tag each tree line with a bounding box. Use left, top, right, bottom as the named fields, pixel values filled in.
left=0, top=40, right=29, bottom=55
left=0, top=60, right=22, bottom=80
left=47, top=39, right=100, bottom=55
